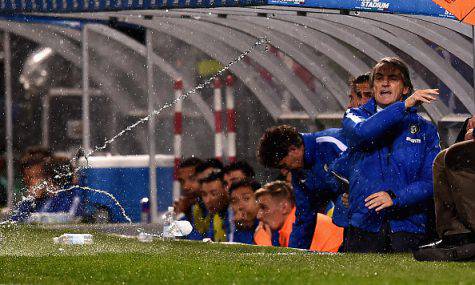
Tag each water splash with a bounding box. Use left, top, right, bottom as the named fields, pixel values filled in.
left=83, top=36, right=270, bottom=160
left=59, top=36, right=270, bottom=186
left=53, top=185, right=132, bottom=224
left=10, top=37, right=270, bottom=221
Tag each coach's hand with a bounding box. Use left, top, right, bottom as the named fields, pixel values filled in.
left=405, top=89, right=439, bottom=109
left=365, top=191, right=393, bottom=212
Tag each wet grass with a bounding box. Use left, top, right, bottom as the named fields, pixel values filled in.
left=0, top=225, right=474, bottom=284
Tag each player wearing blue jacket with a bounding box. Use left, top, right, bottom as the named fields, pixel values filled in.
left=10, top=188, right=82, bottom=222
left=342, top=57, right=440, bottom=252
left=257, top=125, right=347, bottom=249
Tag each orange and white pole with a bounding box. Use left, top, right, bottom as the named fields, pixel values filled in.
left=213, top=78, right=224, bottom=161
left=225, top=75, right=237, bottom=164
left=173, top=79, right=183, bottom=202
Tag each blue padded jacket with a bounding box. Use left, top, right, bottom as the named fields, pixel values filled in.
left=288, top=129, right=347, bottom=249
left=10, top=189, right=82, bottom=222
left=342, top=98, right=440, bottom=234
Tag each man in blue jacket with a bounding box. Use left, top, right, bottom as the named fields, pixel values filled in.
left=343, top=57, right=440, bottom=252
left=257, top=125, right=347, bottom=249
left=11, top=154, right=82, bottom=222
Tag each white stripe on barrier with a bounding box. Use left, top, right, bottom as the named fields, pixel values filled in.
left=227, top=132, right=236, bottom=157
left=214, top=79, right=223, bottom=159
left=173, top=180, right=181, bottom=202
left=174, top=135, right=182, bottom=158
left=175, top=91, right=183, bottom=111
left=225, top=87, right=234, bottom=109
left=79, top=154, right=174, bottom=168
left=214, top=91, right=222, bottom=112
left=215, top=133, right=223, bottom=158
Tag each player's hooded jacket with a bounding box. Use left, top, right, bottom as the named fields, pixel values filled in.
left=342, top=98, right=440, bottom=234
left=10, top=189, right=81, bottom=222
left=288, top=129, right=347, bottom=249
left=11, top=186, right=130, bottom=223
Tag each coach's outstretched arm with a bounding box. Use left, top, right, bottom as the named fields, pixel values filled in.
left=343, top=89, right=439, bottom=149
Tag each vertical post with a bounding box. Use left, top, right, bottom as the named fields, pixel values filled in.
left=41, top=95, right=50, bottom=147
left=281, top=91, right=292, bottom=114
left=146, top=29, right=159, bottom=223
left=225, top=75, right=236, bottom=164
left=213, top=78, right=223, bottom=161
left=173, top=79, right=183, bottom=202
left=110, top=102, right=118, bottom=155
left=4, top=32, right=13, bottom=209
left=81, top=25, right=91, bottom=154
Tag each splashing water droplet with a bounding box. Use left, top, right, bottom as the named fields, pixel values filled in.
left=12, top=37, right=271, bottom=221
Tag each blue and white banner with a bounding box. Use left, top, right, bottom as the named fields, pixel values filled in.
left=0, top=0, right=266, bottom=13
left=268, top=0, right=455, bottom=19
left=0, top=0, right=453, bottom=18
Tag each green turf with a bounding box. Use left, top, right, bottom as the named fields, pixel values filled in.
left=0, top=225, right=473, bottom=284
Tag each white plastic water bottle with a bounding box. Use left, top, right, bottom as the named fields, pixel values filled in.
left=162, top=206, right=175, bottom=239
left=137, top=232, right=154, bottom=243
left=53, top=234, right=93, bottom=245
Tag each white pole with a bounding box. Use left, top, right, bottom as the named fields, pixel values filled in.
left=225, top=75, right=236, bottom=164
left=173, top=80, right=183, bottom=202
left=213, top=78, right=223, bottom=161
left=4, top=32, right=13, bottom=209
left=81, top=25, right=91, bottom=153
left=41, top=95, right=50, bottom=147
left=146, top=29, right=159, bottom=223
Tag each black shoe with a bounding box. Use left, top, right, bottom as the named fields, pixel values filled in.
left=413, top=240, right=475, bottom=262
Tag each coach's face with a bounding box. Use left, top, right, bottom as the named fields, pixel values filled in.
left=373, top=66, right=409, bottom=107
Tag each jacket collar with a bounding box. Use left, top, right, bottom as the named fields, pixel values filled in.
left=360, top=96, right=417, bottom=115
left=300, top=133, right=317, bottom=168
left=360, top=97, right=377, bottom=115
left=278, top=207, right=296, bottom=247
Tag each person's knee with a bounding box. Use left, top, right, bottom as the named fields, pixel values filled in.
left=433, top=149, right=447, bottom=170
